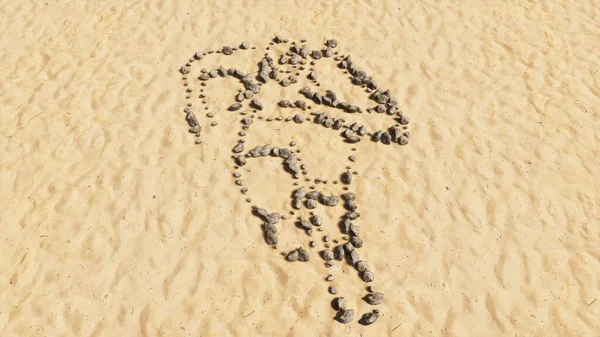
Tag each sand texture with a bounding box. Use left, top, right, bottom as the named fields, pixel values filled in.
left=1, top=0, right=600, bottom=336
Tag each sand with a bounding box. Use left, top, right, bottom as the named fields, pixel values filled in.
left=1, top=0, right=599, bottom=336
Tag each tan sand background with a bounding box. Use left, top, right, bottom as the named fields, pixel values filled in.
left=1, top=0, right=599, bottom=336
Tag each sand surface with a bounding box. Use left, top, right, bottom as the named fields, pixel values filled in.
left=2, top=0, right=600, bottom=336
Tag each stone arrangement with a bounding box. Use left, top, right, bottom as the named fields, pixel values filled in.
left=178, top=36, right=410, bottom=326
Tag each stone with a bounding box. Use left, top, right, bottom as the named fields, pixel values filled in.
left=358, top=125, right=367, bottom=136
left=236, top=92, right=245, bottom=102
left=336, top=309, right=354, bottom=324
left=398, top=136, right=408, bottom=146
left=346, top=212, right=360, bottom=220
left=349, top=249, right=361, bottom=266
left=222, top=46, right=233, bottom=55
left=294, top=100, right=307, bottom=109
left=241, top=116, right=253, bottom=126
left=292, top=198, right=303, bottom=210
left=305, top=199, right=317, bottom=209
left=371, top=131, right=382, bottom=142
left=229, top=103, right=242, bottom=111
left=250, top=99, right=263, bottom=110
left=341, top=193, right=355, bottom=201
left=334, top=245, right=345, bottom=260
left=341, top=171, right=352, bottom=184
left=381, top=131, right=392, bottom=144
left=359, top=312, right=379, bottom=325
left=240, top=41, right=250, bottom=49
left=194, top=52, right=204, bottom=60
left=279, top=100, right=291, bottom=108
left=294, top=186, right=307, bottom=199
left=326, top=39, right=338, bottom=48
left=293, top=114, right=304, bottom=123
left=350, top=235, right=363, bottom=248
left=355, top=260, right=368, bottom=272
left=398, top=114, right=410, bottom=125
left=298, top=248, right=309, bottom=261
left=290, top=54, right=300, bottom=65
left=321, top=250, right=334, bottom=261
left=364, top=292, right=384, bottom=305
left=345, top=201, right=357, bottom=212
left=310, top=215, right=323, bottom=226
left=328, top=286, right=337, bottom=295
left=326, top=274, right=334, bottom=281
left=306, top=191, right=320, bottom=200
left=319, top=194, right=339, bottom=206
left=186, top=112, right=199, bottom=128
left=361, top=270, right=375, bottom=282
left=199, top=73, right=210, bottom=81
left=234, top=156, right=247, bottom=166
left=218, top=66, right=227, bottom=77
left=233, top=143, right=244, bottom=153
left=286, top=250, right=299, bottom=261
left=308, top=71, right=317, bottom=80
left=311, top=50, right=322, bottom=59
left=324, top=47, right=333, bottom=58
left=180, top=66, right=190, bottom=74
left=332, top=297, right=346, bottom=311
left=209, top=69, right=218, bottom=78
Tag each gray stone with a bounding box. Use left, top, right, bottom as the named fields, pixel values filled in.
left=180, top=66, right=190, bottom=74
left=326, top=39, right=338, bottom=48
left=341, top=171, right=352, bottom=184
left=186, top=112, right=199, bottom=128
left=305, top=199, right=317, bottom=209
left=308, top=71, right=317, bottom=80
left=398, top=136, right=408, bottom=146
left=361, top=270, right=375, bottom=282
left=298, top=248, right=309, bottom=261
left=341, top=193, right=355, bottom=201
left=334, top=245, right=345, bottom=260
left=311, top=50, right=322, bottom=59
left=194, top=52, right=204, bottom=60
left=293, top=114, right=304, bottom=123
left=332, top=297, right=346, bottom=311
left=229, top=103, right=242, bottom=111
left=286, top=250, right=299, bottom=261
left=294, top=186, right=307, bottom=199
left=328, top=286, right=337, bottom=295
left=355, top=260, right=368, bottom=272
left=233, top=143, right=244, bottom=153
left=350, top=235, right=363, bottom=248
left=306, top=191, right=320, bottom=200
left=321, top=250, right=334, bottom=261
left=345, top=201, right=357, bottom=212
left=324, top=47, right=333, bottom=57
left=222, top=46, right=233, bottom=55
left=240, top=41, right=250, bottom=49
left=310, top=215, right=322, bottom=226
left=336, top=309, right=354, bottom=324
left=209, top=69, right=218, bottom=78
left=319, top=194, right=339, bottom=206
left=292, top=198, right=303, bottom=210
left=349, top=249, right=361, bottom=266
left=199, top=73, right=210, bottom=81
left=242, top=116, right=253, bottom=125
left=279, top=100, right=291, bottom=108
left=364, top=292, right=384, bottom=305
left=294, top=100, right=306, bottom=109
left=250, top=99, right=263, bottom=110
left=359, top=312, right=379, bottom=325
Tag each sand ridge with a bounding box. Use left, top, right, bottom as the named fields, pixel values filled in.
left=1, top=0, right=599, bottom=336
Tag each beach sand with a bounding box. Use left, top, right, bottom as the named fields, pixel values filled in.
left=1, top=0, right=599, bottom=336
